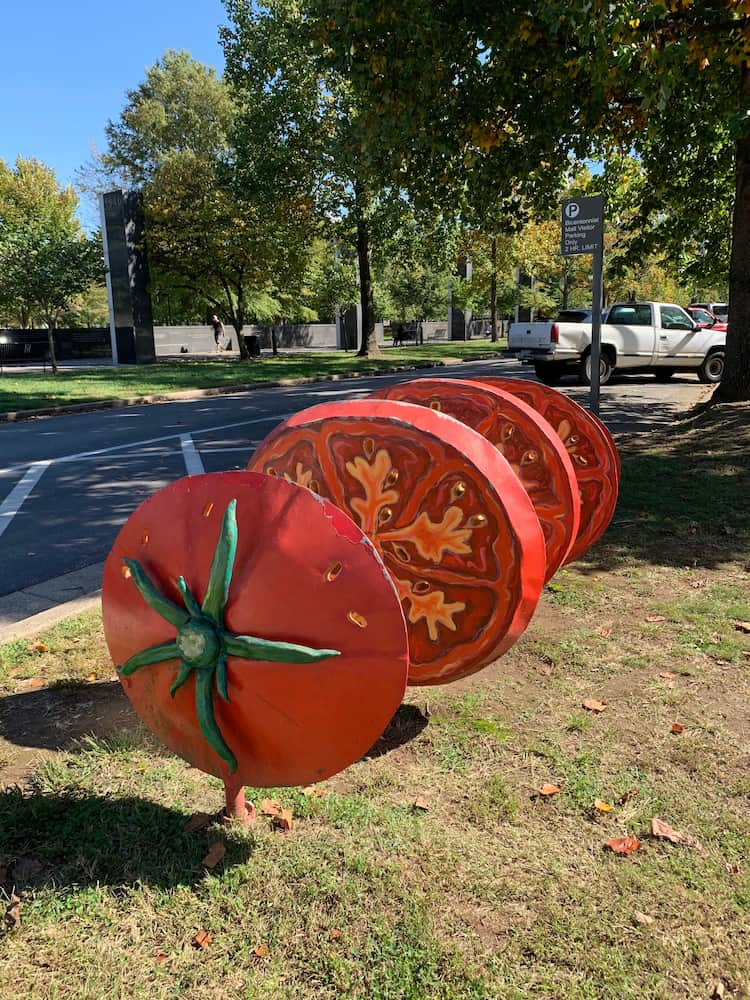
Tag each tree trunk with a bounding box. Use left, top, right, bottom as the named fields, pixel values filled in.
left=490, top=236, right=498, bottom=343
left=355, top=183, right=379, bottom=358
left=714, top=60, right=750, bottom=402
left=46, top=324, right=59, bottom=375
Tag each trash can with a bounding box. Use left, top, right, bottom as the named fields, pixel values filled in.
left=243, top=334, right=261, bottom=358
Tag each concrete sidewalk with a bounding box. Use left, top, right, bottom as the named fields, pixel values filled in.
left=0, top=563, right=103, bottom=643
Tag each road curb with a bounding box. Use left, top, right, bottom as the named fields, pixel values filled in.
left=0, top=592, right=102, bottom=644
left=0, top=353, right=504, bottom=423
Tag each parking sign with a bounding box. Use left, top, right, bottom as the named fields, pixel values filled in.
left=561, top=195, right=603, bottom=256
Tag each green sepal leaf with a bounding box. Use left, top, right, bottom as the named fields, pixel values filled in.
left=169, top=660, right=193, bottom=697
left=124, top=559, right=190, bottom=628
left=224, top=633, right=341, bottom=664
left=202, top=499, right=238, bottom=627
left=119, top=641, right=181, bottom=676
left=216, top=655, right=230, bottom=702
left=177, top=576, right=202, bottom=618
left=195, top=667, right=238, bottom=773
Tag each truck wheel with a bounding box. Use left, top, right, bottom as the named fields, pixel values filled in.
left=654, top=369, right=675, bottom=382
left=533, top=362, right=563, bottom=386
left=581, top=351, right=613, bottom=386
left=698, top=350, right=724, bottom=383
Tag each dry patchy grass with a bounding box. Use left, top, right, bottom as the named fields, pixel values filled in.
left=0, top=402, right=749, bottom=999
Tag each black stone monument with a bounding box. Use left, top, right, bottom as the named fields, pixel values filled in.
left=100, top=190, right=155, bottom=364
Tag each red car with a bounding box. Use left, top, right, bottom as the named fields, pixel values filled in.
left=687, top=306, right=728, bottom=333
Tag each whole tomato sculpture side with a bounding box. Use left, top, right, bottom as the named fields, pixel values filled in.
left=372, top=378, right=581, bottom=583
left=249, top=399, right=546, bottom=685
left=475, top=377, right=620, bottom=563
left=102, top=472, right=410, bottom=816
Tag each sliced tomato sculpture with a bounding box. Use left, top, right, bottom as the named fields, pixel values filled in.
left=249, top=399, right=546, bottom=685
left=475, top=377, right=620, bottom=563
left=102, top=472, right=409, bottom=793
left=372, top=378, right=580, bottom=583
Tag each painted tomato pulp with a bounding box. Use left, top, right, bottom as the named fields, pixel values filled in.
left=475, top=378, right=620, bottom=563
left=372, top=378, right=581, bottom=583
left=249, top=399, right=546, bottom=685
left=102, top=472, right=409, bottom=791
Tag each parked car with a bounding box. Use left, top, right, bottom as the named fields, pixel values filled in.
left=690, top=301, right=728, bottom=322
left=686, top=306, right=728, bottom=333
left=508, top=300, right=725, bottom=385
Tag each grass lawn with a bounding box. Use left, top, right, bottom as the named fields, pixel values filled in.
left=0, top=341, right=505, bottom=415
left=1, top=402, right=749, bottom=999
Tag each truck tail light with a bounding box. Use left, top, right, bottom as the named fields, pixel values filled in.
left=550, top=324, right=560, bottom=344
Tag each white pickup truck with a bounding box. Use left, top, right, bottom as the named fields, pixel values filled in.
left=508, top=301, right=726, bottom=386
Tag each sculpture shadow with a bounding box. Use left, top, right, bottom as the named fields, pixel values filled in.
left=364, top=703, right=429, bottom=760
left=0, top=680, right=146, bottom=753
left=0, top=789, right=254, bottom=893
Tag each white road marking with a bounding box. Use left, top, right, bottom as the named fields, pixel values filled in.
left=180, top=434, right=205, bottom=476
left=0, top=412, right=293, bottom=477
left=0, top=461, right=51, bottom=539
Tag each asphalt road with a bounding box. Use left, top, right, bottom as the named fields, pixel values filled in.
left=0, top=356, right=710, bottom=603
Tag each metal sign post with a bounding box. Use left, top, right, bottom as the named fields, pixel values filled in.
left=561, top=195, right=604, bottom=415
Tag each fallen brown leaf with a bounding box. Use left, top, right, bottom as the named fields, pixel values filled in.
left=273, top=808, right=293, bottom=832
left=261, top=799, right=282, bottom=818
left=582, top=698, right=608, bottom=713
left=253, top=944, right=269, bottom=958
left=659, top=671, right=676, bottom=680
left=606, top=836, right=641, bottom=855
left=599, top=627, right=612, bottom=639
left=328, top=929, right=342, bottom=941
left=650, top=816, right=702, bottom=849
left=301, top=785, right=327, bottom=798
left=633, top=911, right=654, bottom=926
left=413, top=796, right=431, bottom=810
left=670, top=723, right=685, bottom=734
left=155, top=952, right=168, bottom=964
left=645, top=615, right=667, bottom=623
left=28, top=642, right=48, bottom=653
left=5, top=893, right=20, bottom=930
left=733, top=621, right=750, bottom=634
left=201, top=842, right=226, bottom=869
left=192, top=930, right=212, bottom=949
left=594, top=799, right=613, bottom=813
left=184, top=812, right=212, bottom=834
left=538, top=784, right=561, bottom=797
left=27, top=679, right=44, bottom=689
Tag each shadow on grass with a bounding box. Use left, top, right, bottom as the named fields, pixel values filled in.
left=364, top=704, right=429, bottom=760
left=1, top=682, right=429, bottom=760
left=0, top=681, right=138, bottom=753
left=0, top=788, right=254, bottom=891
left=584, top=405, right=750, bottom=571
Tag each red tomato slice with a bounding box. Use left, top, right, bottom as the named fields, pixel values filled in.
left=475, top=378, right=620, bottom=563
left=102, top=472, right=409, bottom=789
left=372, top=378, right=581, bottom=583
left=249, top=399, right=546, bottom=685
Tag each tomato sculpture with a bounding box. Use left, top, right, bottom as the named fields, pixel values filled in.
left=372, top=378, right=581, bottom=583
left=475, top=378, right=620, bottom=563
left=249, top=399, right=546, bottom=685
left=102, top=472, right=409, bottom=821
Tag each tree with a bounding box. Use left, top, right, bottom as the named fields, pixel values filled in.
left=223, top=0, right=401, bottom=357
left=0, top=158, right=104, bottom=372
left=305, top=0, right=749, bottom=398
left=102, top=50, right=318, bottom=357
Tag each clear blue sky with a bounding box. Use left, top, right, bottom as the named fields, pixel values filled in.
left=1, top=0, right=227, bottom=191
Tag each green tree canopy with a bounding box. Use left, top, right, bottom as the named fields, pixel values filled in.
left=0, top=158, right=104, bottom=371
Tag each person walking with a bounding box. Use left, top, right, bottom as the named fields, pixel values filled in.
left=211, top=314, right=225, bottom=352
